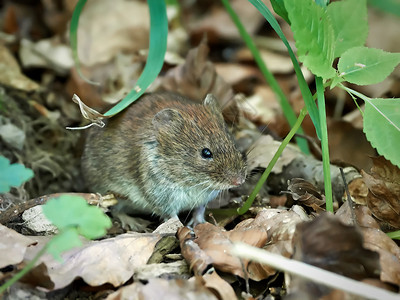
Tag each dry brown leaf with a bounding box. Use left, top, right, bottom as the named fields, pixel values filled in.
left=25, top=232, right=162, bottom=290
left=77, top=0, right=149, bottom=66
left=106, top=277, right=218, bottom=300
left=159, top=39, right=239, bottom=124
left=241, top=85, right=282, bottom=125
left=243, top=208, right=309, bottom=280
left=287, top=178, right=325, bottom=212
left=187, top=0, right=264, bottom=42
left=362, top=156, right=400, bottom=229
left=0, top=224, right=36, bottom=268
left=293, top=214, right=380, bottom=280
left=362, top=227, right=400, bottom=286
left=336, top=204, right=400, bottom=287
left=178, top=221, right=267, bottom=279
left=246, top=135, right=300, bottom=173
left=235, top=47, right=294, bottom=74
left=215, top=62, right=263, bottom=91
left=202, top=271, right=238, bottom=300
left=0, top=44, right=39, bottom=91
left=327, top=119, right=375, bottom=171
left=287, top=214, right=381, bottom=299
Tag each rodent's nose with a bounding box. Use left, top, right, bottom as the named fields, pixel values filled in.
left=231, top=175, right=246, bottom=187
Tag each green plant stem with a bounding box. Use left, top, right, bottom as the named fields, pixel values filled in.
left=316, top=76, right=333, bottom=212
left=238, top=106, right=308, bottom=215
left=387, top=230, right=400, bottom=240
left=0, top=245, right=48, bottom=294
left=248, top=0, right=321, bottom=139
left=70, top=0, right=99, bottom=86
left=221, top=0, right=310, bottom=155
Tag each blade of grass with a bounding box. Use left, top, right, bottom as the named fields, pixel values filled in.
left=387, top=230, right=400, bottom=240
left=221, top=0, right=310, bottom=154
left=248, top=0, right=321, bottom=139
left=0, top=245, right=48, bottom=293
left=316, top=76, right=333, bottom=212
left=238, top=106, right=308, bottom=214
left=104, top=0, right=168, bottom=116
left=70, top=0, right=99, bottom=85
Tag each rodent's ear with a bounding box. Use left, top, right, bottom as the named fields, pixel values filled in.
left=203, top=94, right=221, bottom=113
left=152, top=108, right=183, bottom=130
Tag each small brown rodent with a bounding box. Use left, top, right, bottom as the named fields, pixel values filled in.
left=81, top=92, right=247, bottom=222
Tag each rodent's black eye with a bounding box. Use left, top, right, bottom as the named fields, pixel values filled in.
left=201, top=148, right=213, bottom=159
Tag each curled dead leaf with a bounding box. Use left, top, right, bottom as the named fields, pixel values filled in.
left=362, top=156, right=400, bottom=229
left=287, top=178, right=325, bottom=212
left=178, top=221, right=267, bottom=279
left=293, top=214, right=380, bottom=280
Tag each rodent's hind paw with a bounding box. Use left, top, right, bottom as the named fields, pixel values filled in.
left=187, top=205, right=206, bottom=228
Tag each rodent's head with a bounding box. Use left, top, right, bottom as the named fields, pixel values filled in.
left=152, top=94, right=247, bottom=190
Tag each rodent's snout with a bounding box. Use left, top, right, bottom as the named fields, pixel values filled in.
left=231, top=174, right=246, bottom=187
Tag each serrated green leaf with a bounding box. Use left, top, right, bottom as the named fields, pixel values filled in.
left=327, top=0, right=368, bottom=58
left=338, top=47, right=400, bottom=85
left=249, top=0, right=321, bottom=138
left=363, top=98, right=400, bottom=168
left=285, top=0, right=336, bottom=79
left=0, top=156, right=34, bottom=193
left=270, top=0, right=289, bottom=23
left=46, top=228, right=82, bottom=261
left=43, top=195, right=112, bottom=239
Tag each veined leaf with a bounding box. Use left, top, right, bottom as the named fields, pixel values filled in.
left=43, top=195, right=112, bottom=239
left=0, top=156, right=33, bottom=193
left=327, top=0, right=368, bottom=58
left=338, top=47, right=400, bottom=85
left=364, top=98, right=400, bottom=168
left=285, top=0, right=336, bottom=79
left=270, top=0, right=289, bottom=23
left=249, top=0, right=321, bottom=138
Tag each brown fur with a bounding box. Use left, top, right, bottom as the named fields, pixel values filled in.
left=81, top=92, right=247, bottom=219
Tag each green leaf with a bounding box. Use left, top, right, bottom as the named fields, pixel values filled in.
left=327, top=0, right=368, bottom=58
left=0, top=156, right=34, bottom=193
left=387, top=230, right=400, bottom=240
left=363, top=98, right=400, bottom=168
left=270, top=0, right=289, bottom=23
left=285, top=0, right=336, bottom=79
left=338, top=47, right=400, bottom=85
left=46, top=228, right=82, bottom=261
left=248, top=0, right=321, bottom=138
left=43, top=195, right=112, bottom=239
left=103, top=0, right=168, bottom=116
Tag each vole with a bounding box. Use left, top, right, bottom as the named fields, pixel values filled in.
left=81, top=92, right=247, bottom=223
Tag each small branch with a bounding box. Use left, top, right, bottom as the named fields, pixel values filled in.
left=231, top=243, right=400, bottom=300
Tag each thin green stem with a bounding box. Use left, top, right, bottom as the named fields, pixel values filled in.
left=70, top=0, right=99, bottom=85
left=238, top=106, right=308, bottom=214
left=316, top=76, right=333, bottom=212
left=387, top=230, right=400, bottom=240
left=0, top=245, right=48, bottom=294
left=221, top=0, right=310, bottom=155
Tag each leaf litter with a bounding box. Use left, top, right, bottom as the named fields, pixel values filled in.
left=0, top=1, right=400, bottom=299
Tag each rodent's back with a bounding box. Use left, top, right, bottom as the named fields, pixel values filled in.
left=81, top=92, right=247, bottom=218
